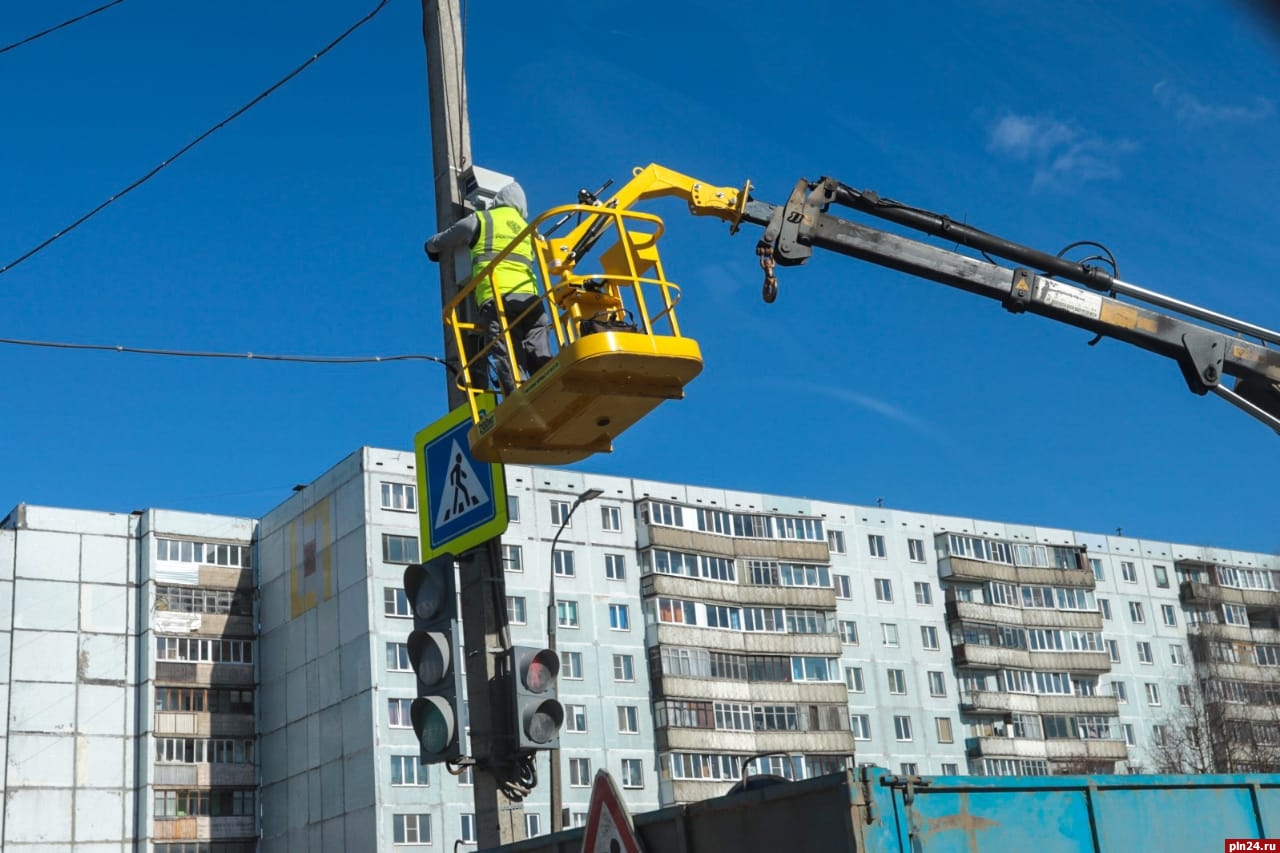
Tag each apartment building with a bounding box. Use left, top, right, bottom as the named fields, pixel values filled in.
left=3, top=445, right=1279, bottom=851
left=0, top=504, right=256, bottom=853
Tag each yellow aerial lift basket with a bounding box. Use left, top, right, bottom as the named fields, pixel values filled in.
left=442, top=165, right=749, bottom=465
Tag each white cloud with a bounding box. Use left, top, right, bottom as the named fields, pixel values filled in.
left=1153, top=80, right=1275, bottom=127
left=986, top=113, right=1138, bottom=192
left=794, top=383, right=949, bottom=444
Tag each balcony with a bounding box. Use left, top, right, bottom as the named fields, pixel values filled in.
left=643, top=572, right=835, bottom=609
left=1181, top=580, right=1280, bottom=612
left=952, top=643, right=1110, bottom=674
left=644, top=525, right=829, bottom=563
left=958, top=692, right=1118, bottom=717
left=965, top=736, right=1126, bottom=763
left=945, top=600, right=1103, bottom=632
left=940, top=556, right=1094, bottom=589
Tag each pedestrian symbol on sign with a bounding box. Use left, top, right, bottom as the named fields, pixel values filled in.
left=435, top=440, right=490, bottom=529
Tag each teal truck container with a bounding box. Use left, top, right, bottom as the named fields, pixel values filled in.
left=489, top=767, right=1279, bottom=852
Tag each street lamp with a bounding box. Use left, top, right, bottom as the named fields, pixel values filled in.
left=547, top=486, right=602, bottom=833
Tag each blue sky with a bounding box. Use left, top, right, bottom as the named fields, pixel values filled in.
left=2, top=0, right=1278, bottom=553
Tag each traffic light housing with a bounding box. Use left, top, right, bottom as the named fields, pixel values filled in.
left=508, top=645, right=564, bottom=751
left=403, top=558, right=465, bottom=764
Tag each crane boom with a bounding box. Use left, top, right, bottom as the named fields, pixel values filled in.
left=743, top=176, right=1280, bottom=434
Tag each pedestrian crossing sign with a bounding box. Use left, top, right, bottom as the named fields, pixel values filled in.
left=415, top=397, right=508, bottom=561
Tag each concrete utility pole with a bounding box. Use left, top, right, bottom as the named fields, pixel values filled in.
left=420, top=2, right=525, bottom=847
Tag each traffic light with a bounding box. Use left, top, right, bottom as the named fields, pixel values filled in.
left=403, top=557, right=465, bottom=764
left=508, top=645, right=564, bottom=751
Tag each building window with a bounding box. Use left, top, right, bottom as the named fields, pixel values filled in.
left=554, top=549, right=575, bottom=577
left=384, top=587, right=411, bottom=617
left=1129, top=601, right=1145, bottom=623
left=616, top=757, right=644, bottom=789
left=868, top=534, right=887, bottom=558
left=458, top=764, right=473, bottom=786
left=507, top=495, right=521, bottom=521
left=874, top=578, right=893, bottom=602
left=1153, top=724, right=1169, bottom=746
left=1137, top=641, right=1153, bottom=665
left=1224, top=603, right=1249, bottom=626
left=605, top=553, right=626, bottom=580
left=901, top=762, right=919, bottom=775
left=601, top=505, right=622, bottom=531
left=502, top=544, right=523, bottom=573
left=887, top=669, right=907, bottom=695
left=1123, top=724, right=1136, bottom=746
left=851, top=714, right=871, bottom=740
left=460, top=814, right=476, bottom=845
left=882, top=623, right=899, bottom=647
left=613, top=654, right=634, bottom=681
left=1099, top=598, right=1112, bottom=620
left=390, top=755, right=428, bottom=786
left=155, top=585, right=251, bottom=616
left=557, top=600, right=580, bottom=628
left=845, top=666, right=865, bottom=692
left=566, top=705, right=588, bottom=733
left=388, top=698, right=414, bottom=728
left=921, top=625, right=940, bottom=650
left=914, top=582, right=932, bottom=605
left=393, top=813, right=431, bottom=844
left=827, top=530, right=846, bottom=553
left=525, top=814, right=542, bottom=837
left=1121, top=561, right=1137, bottom=583
left=382, top=534, right=420, bottom=565
left=1090, top=558, right=1105, bottom=580
left=927, top=671, right=946, bottom=697
left=380, top=482, right=416, bottom=512
left=618, top=706, right=639, bottom=734
left=1145, top=683, right=1161, bottom=706
left=941, top=763, right=959, bottom=776
left=550, top=500, right=572, bottom=526
left=609, top=604, right=631, bottom=630
left=1153, top=565, right=1169, bottom=588
left=561, top=651, right=583, bottom=680
left=935, top=717, right=954, bottom=743
left=386, top=642, right=411, bottom=672
left=1161, top=604, right=1177, bottom=626
left=908, top=538, right=926, bottom=562
left=569, top=758, right=592, bottom=787
left=506, top=596, right=527, bottom=625
left=839, top=620, right=859, bottom=644
left=1113, top=681, right=1128, bottom=703
left=894, top=715, right=913, bottom=741
left=571, top=812, right=588, bottom=828
left=1170, top=644, right=1185, bottom=666
left=1107, top=640, right=1120, bottom=663
left=833, top=574, right=852, bottom=599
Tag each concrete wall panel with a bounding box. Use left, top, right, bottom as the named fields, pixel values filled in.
left=9, top=680, right=76, bottom=733
left=11, top=628, right=77, bottom=683
left=77, top=683, right=127, bottom=735
left=79, top=633, right=128, bottom=683
left=80, top=534, right=129, bottom=585
left=14, top=529, right=81, bottom=582
left=7, top=732, right=74, bottom=785
left=80, top=582, right=129, bottom=634
left=3, top=787, right=73, bottom=842
left=76, top=734, right=125, bottom=787
left=12, top=577, right=80, bottom=631
left=75, top=788, right=125, bottom=841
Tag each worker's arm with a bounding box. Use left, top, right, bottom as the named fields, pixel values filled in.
left=424, top=214, right=480, bottom=261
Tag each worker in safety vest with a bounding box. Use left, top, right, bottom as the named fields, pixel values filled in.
left=425, top=181, right=552, bottom=395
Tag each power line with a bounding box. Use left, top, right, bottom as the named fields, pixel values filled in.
left=0, top=0, right=391, bottom=278
left=0, top=335, right=449, bottom=368
left=0, top=0, right=126, bottom=56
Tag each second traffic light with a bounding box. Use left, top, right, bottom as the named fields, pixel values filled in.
left=508, top=645, right=564, bottom=751
left=404, top=557, right=465, bottom=764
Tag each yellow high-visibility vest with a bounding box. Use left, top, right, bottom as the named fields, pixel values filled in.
left=470, top=207, right=537, bottom=306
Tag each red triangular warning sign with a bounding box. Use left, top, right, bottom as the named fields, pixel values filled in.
left=580, top=770, right=644, bottom=853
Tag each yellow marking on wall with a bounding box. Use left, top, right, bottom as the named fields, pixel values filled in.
left=289, top=497, right=333, bottom=618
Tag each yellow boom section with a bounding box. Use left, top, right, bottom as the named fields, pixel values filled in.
left=442, top=164, right=750, bottom=464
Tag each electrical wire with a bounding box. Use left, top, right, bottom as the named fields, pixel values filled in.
left=0, top=335, right=450, bottom=368
left=0, top=0, right=126, bottom=56
left=0, top=0, right=391, bottom=278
